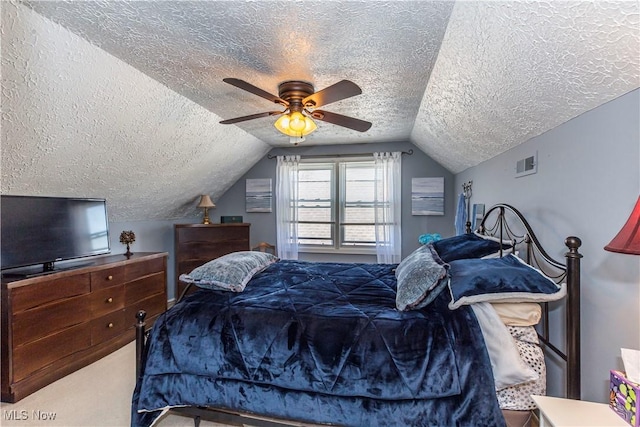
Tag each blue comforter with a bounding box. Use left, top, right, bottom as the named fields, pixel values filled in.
left=133, top=261, right=505, bottom=426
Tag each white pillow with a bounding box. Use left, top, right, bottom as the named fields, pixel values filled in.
left=491, top=302, right=542, bottom=326
left=471, top=302, right=538, bottom=390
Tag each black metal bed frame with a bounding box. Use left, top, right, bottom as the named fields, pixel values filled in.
left=477, top=203, right=582, bottom=400
left=134, top=203, right=582, bottom=426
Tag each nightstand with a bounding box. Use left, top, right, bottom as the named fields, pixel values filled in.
left=532, top=395, right=628, bottom=427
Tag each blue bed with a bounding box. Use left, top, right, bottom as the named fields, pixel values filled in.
left=132, top=204, right=582, bottom=427
left=133, top=260, right=504, bottom=427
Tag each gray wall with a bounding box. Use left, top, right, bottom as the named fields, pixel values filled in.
left=455, top=88, right=640, bottom=403
left=214, top=141, right=456, bottom=263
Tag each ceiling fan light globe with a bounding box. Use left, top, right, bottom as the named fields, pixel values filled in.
left=288, top=111, right=306, bottom=132
left=274, top=115, right=291, bottom=133
left=303, top=117, right=317, bottom=134
left=274, top=113, right=316, bottom=137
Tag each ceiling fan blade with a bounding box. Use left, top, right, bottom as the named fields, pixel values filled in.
left=220, top=111, right=283, bottom=125
left=223, top=78, right=288, bottom=106
left=303, top=80, right=362, bottom=108
left=311, top=110, right=372, bottom=132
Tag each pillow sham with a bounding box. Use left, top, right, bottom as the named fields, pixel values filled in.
left=179, top=251, right=278, bottom=292
left=432, top=232, right=513, bottom=262
left=395, top=244, right=449, bottom=311
left=447, top=254, right=565, bottom=310
left=491, top=302, right=542, bottom=326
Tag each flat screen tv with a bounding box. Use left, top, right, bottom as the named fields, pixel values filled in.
left=1, top=195, right=111, bottom=275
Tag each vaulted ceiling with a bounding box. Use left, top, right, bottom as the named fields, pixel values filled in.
left=2, top=1, right=639, bottom=221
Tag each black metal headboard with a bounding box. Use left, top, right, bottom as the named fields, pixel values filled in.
left=478, top=203, right=582, bottom=400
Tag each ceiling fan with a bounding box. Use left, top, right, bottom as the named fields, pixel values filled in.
left=219, top=78, right=372, bottom=140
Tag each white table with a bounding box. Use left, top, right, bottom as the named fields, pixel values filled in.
left=531, top=395, right=628, bottom=427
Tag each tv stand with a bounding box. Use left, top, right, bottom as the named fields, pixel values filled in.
left=1, top=252, right=168, bottom=403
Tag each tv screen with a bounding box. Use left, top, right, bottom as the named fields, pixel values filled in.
left=1, top=195, right=111, bottom=272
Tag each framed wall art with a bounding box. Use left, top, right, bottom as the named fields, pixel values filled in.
left=412, top=177, right=444, bottom=216
left=246, top=178, right=272, bottom=213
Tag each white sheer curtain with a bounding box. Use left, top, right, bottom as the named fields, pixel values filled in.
left=373, top=152, right=402, bottom=264
left=276, top=155, right=300, bottom=260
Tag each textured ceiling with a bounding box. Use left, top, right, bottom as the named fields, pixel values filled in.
left=2, top=0, right=639, bottom=221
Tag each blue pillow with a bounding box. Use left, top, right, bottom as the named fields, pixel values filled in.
left=432, top=232, right=513, bottom=262
left=179, top=251, right=278, bottom=292
left=447, top=254, right=565, bottom=309
left=395, top=244, right=449, bottom=311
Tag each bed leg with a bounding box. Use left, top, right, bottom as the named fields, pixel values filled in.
left=193, top=416, right=201, bottom=427
left=135, top=310, right=147, bottom=380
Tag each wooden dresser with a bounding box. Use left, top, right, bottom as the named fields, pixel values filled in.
left=174, top=223, right=250, bottom=298
left=0, top=252, right=168, bottom=403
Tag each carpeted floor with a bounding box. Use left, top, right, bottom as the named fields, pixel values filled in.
left=0, top=342, right=227, bottom=427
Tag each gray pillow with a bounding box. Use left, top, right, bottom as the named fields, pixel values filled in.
left=179, top=251, right=278, bottom=292
left=395, top=244, right=449, bottom=311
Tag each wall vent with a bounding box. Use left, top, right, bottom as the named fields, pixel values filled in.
left=515, top=152, right=537, bottom=178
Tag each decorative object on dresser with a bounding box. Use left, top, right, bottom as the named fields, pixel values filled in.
left=1, top=252, right=168, bottom=403
left=119, top=230, right=136, bottom=257
left=220, top=215, right=243, bottom=223
left=174, top=223, right=250, bottom=299
left=605, top=195, right=640, bottom=255
left=196, top=194, right=216, bottom=225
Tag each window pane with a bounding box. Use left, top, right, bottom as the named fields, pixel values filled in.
left=342, top=225, right=376, bottom=246
left=298, top=203, right=332, bottom=222
left=343, top=162, right=375, bottom=203
left=299, top=223, right=333, bottom=246
left=298, top=163, right=334, bottom=246
left=299, top=166, right=333, bottom=201
left=342, top=162, right=375, bottom=232
left=343, top=205, right=375, bottom=223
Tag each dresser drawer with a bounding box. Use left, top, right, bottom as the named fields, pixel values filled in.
left=125, top=257, right=164, bottom=282
left=125, top=273, right=164, bottom=305
left=12, top=294, right=92, bottom=346
left=176, top=225, right=249, bottom=244
left=12, top=323, right=91, bottom=382
left=91, top=266, right=125, bottom=291
left=91, top=310, right=127, bottom=345
left=177, top=241, right=247, bottom=262
left=10, top=275, right=90, bottom=312
left=91, top=285, right=125, bottom=318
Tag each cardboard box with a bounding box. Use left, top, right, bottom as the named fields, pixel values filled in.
left=610, top=370, right=639, bottom=427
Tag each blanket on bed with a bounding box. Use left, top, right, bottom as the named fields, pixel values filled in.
left=133, top=260, right=505, bottom=427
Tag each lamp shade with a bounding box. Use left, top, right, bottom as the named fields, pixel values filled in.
left=604, top=195, right=640, bottom=255
left=197, top=195, right=215, bottom=208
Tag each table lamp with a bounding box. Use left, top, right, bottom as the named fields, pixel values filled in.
left=197, top=195, right=216, bottom=224
left=604, top=195, right=640, bottom=255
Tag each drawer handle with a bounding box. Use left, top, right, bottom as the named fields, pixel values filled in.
left=107, top=275, right=113, bottom=281
left=107, top=297, right=113, bottom=303
left=108, top=322, right=114, bottom=328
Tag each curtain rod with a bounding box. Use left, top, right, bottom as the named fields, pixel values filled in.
left=266, top=149, right=413, bottom=160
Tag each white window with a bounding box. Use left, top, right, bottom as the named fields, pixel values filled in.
left=297, top=158, right=377, bottom=253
